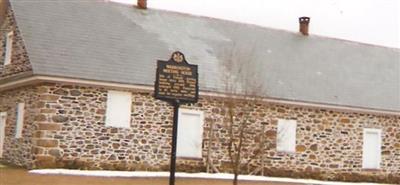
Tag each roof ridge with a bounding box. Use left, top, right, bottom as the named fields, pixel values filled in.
left=110, top=1, right=400, bottom=51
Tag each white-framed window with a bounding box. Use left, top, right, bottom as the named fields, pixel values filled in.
left=105, top=90, right=132, bottom=128
left=362, top=128, right=382, bottom=169
left=0, top=112, right=7, bottom=157
left=15, top=102, right=24, bottom=138
left=276, top=119, right=297, bottom=153
left=177, top=109, right=204, bottom=158
left=4, top=31, right=14, bottom=65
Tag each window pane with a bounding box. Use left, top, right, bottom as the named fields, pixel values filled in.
left=4, top=32, right=13, bottom=65
left=105, top=90, right=132, bottom=128
left=277, top=119, right=297, bottom=152
left=15, top=103, right=24, bottom=138
left=0, top=112, right=7, bottom=157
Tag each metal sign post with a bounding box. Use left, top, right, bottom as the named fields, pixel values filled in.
left=169, top=100, right=179, bottom=185
left=154, top=51, right=199, bottom=185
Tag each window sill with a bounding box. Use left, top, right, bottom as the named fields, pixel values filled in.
left=104, top=125, right=130, bottom=129
left=177, top=156, right=203, bottom=161
left=362, top=168, right=381, bottom=172
left=276, top=151, right=296, bottom=155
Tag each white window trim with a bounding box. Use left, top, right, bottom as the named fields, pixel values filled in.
left=276, top=119, right=297, bottom=153
left=362, top=128, right=382, bottom=169
left=179, top=108, right=204, bottom=118
left=0, top=112, right=7, bottom=157
left=4, top=31, right=14, bottom=65
left=177, top=108, right=204, bottom=158
left=105, top=90, right=132, bottom=128
left=15, top=102, right=24, bottom=138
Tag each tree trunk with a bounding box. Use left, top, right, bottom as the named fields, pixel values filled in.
left=206, top=120, right=215, bottom=173
left=233, top=173, right=239, bottom=185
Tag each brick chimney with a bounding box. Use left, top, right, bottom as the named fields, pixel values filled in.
left=137, top=0, right=147, bottom=9
left=299, top=17, right=310, bottom=36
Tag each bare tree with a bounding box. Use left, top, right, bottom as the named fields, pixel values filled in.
left=220, top=40, right=268, bottom=185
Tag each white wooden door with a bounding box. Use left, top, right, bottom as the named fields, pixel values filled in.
left=177, top=109, right=204, bottom=158
left=362, top=128, right=381, bottom=169
left=0, top=112, right=7, bottom=157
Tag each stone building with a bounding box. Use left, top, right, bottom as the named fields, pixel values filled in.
left=0, top=0, right=399, bottom=183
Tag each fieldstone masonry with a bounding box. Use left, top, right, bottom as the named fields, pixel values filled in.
left=0, top=6, right=32, bottom=78
left=0, top=86, right=38, bottom=167
left=0, top=83, right=399, bottom=183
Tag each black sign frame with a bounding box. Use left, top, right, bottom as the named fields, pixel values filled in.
left=154, top=51, right=199, bottom=104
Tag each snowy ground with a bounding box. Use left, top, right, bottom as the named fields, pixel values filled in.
left=29, top=169, right=392, bottom=185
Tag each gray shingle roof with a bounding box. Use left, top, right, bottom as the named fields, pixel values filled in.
left=10, top=0, right=400, bottom=111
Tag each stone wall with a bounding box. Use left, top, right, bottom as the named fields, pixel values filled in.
left=0, top=0, right=8, bottom=25
left=0, top=85, right=39, bottom=167
left=0, top=4, right=32, bottom=78
left=0, top=83, right=399, bottom=183
left=30, top=83, right=175, bottom=171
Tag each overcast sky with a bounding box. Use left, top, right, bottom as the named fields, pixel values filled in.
left=111, top=0, right=400, bottom=49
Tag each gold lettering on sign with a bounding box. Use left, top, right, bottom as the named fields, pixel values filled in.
left=157, top=63, right=197, bottom=101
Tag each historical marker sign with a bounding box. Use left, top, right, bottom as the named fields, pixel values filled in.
left=155, top=51, right=199, bottom=103
left=154, top=51, right=199, bottom=185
